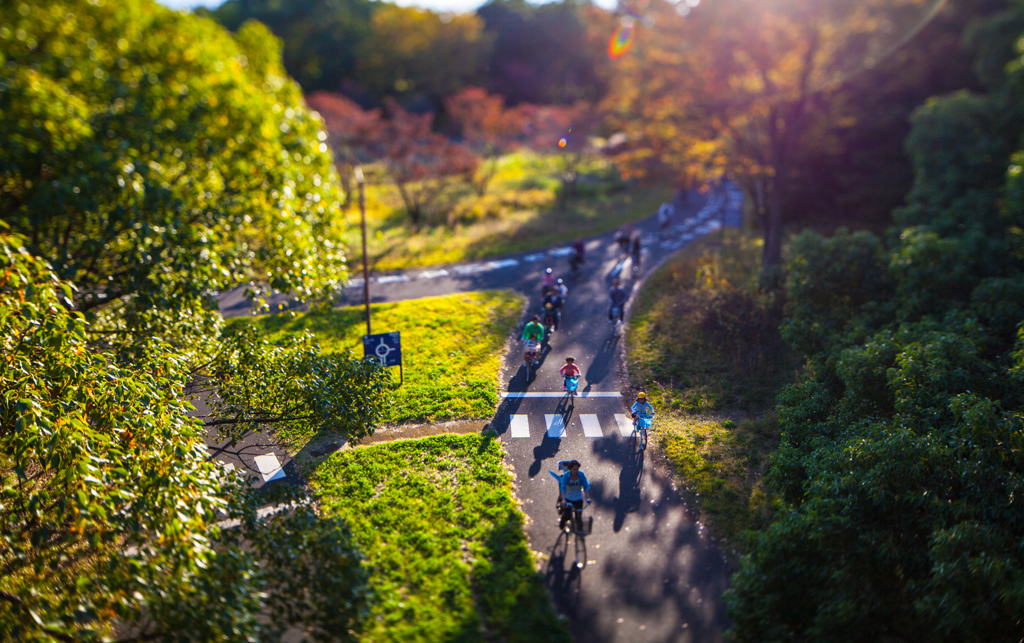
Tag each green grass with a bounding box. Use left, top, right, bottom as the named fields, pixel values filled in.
left=233, top=291, right=523, bottom=435
left=313, top=434, right=570, bottom=643
left=627, top=229, right=796, bottom=554
left=656, top=414, right=781, bottom=558
left=348, top=151, right=673, bottom=271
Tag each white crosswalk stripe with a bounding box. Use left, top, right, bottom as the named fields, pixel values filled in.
left=504, top=413, right=646, bottom=439
left=580, top=414, right=603, bottom=437
left=615, top=414, right=634, bottom=438
left=545, top=414, right=566, bottom=438
left=509, top=414, right=530, bottom=438
left=253, top=453, right=286, bottom=482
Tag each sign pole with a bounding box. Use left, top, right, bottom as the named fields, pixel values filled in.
left=356, top=166, right=371, bottom=336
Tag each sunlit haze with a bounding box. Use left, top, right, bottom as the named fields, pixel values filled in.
left=157, top=0, right=619, bottom=14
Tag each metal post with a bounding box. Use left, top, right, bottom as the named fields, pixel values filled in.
left=356, top=166, right=371, bottom=336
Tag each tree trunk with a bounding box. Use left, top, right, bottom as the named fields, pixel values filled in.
left=762, top=172, right=785, bottom=268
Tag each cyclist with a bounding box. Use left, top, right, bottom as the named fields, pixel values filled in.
left=555, top=278, right=569, bottom=300
left=631, top=235, right=642, bottom=270
left=657, top=202, right=674, bottom=236
left=631, top=391, right=654, bottom=427
left=557, top=460, right=591, bottom=534
left=608, top=278, right=627, bottom=323
left=522, top=315, right=545, bottom=343
left=542, top=267, right=556, bottom=295
left=569, top=238, right=585, bottom=272
left=616, top=224, right=633, bottom=256
left=559, top=356, right=581, bottom=391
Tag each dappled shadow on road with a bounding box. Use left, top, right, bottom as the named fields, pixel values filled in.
left=587, top=434, right=645, bottom=532
left=584, top=332, right=620, bottom=388
left=585, top=442, right=731, bottom=642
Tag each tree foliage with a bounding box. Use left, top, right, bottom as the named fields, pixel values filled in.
left=0, top=1, right=395, bottom=638
left=1, top=0, right=347, bottom=317
left=206, top=0, right=375, bottom=93
left=727, top=6, right=1024, bottom=639
left=0, top=231, right=384, bottom=640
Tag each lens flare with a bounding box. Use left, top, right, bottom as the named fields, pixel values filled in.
left=608, top=22, right=636, bottom=60
left=558, top=138, right=568, bottom=148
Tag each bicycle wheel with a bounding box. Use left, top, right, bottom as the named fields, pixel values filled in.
left=574, top=530, right=587, bottom=569
left=640, top=426, right=648, bottom=451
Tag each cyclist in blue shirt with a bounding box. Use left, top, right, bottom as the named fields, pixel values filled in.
left=631, top=391, right=654, bottom=426
left=558, top=460, right=591, bottom=534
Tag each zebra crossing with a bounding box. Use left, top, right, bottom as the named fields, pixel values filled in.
left=506, top=413, right=638, bottom=439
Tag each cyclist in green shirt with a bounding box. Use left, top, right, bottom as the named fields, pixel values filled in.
left=521, top=315, right=545, bottom=342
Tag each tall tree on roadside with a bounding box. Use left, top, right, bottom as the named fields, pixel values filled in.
left=603, top=0, right=952, bottom=268
left=1, top=3, right=348, bottom=316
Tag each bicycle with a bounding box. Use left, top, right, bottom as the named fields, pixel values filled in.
left=633, top=412, right=652, bottom=451
left=564, top=375, right=579, bottom=406
left=523, top=340, right=541, bottom=380
left=609, top=305, right=623, bottom=336
left=557, top=498, right=590, bottom=569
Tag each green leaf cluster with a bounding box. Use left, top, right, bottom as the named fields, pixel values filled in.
left=1, top=0, right=347, bottom=318
left=0, top=231, right=385, bottom=640
left=728, top=6, right=1024, bottom=640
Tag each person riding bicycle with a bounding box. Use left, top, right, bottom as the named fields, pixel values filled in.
left=631, top=391, right=654, bottom=426
left=542, top=267, right=557, bottom=295
left=542, top=301, right=560, bottom=332
left=616, top=224, right=633, bottom=256
left=559, top=356, right=581, bottom=391
left=608, top=278, right=627, bottom=322
left=631, top=235, right=642, bottom=269
left=522, top=315, right=545, bottom=343
left=555, top=278, right=569, bottom=300
left=570, top=238, right=585, bottom=271
left=557, top=460, right=591, bottom=534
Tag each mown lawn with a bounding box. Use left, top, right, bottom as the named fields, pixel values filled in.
left=232, top=291, right=523, bottom=437
left=348, top=151, right=673, bottom=271
left=313, top=434, right=570, bottom=643
left=626, top=230, right=795, bottom=554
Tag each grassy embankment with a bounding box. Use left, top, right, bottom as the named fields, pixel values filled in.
left=233, top=290, right=524, bottom=445
left=314, top=434, right=570, bottom=643
left=626, top=229, right=798, bottom=556
left=351, top=151, right=673, bottom=271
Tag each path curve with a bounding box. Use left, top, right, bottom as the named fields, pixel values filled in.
left=214, top=184, right=742, bottom=642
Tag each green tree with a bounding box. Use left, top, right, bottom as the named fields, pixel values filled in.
left=727, top=6, right=1024, bottom=639
left=355, top=5, right=491, bottom=104
left=206, top=0, right=375, bottom=93
left=0, top=232, right=386, bottom=640
left=1, top=0, right=347, bottom=319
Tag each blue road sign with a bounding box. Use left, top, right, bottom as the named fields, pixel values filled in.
left=363, top=332, right=402, bottom=367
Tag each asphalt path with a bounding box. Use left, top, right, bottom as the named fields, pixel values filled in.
left=215, top=184, right=738, bottom=641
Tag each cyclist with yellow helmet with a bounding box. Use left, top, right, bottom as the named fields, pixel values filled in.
left=631, top=391, right=654, bottom=427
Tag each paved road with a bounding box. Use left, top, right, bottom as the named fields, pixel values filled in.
left=215, top=184, right=739, bottom=641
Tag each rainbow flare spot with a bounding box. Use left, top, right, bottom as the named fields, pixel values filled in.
left=608, top=23, right=636, bottom=59
left=558, top=137, right=568, bottom=148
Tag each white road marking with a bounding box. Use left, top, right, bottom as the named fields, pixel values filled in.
left=523, top=253, right=546, bottom=262
left=580, top=414, right=603, bottom=437
left=345, top=278, right=366, bottom=289
left=545, top=414, right=566, bottom=438
left=418, top=269, right=449, bottom=279
left=488, top=259, right=519, bottom=269
left=500, top=391, right=621, bottom=398
left=510, top=414, right=531, bottom=438
left=253, top=453, right=286, bottom=482
left=549, top=247, right=573, bottom=257
left=453, top=263, right=492, bottom=275
left=377, top=274, right=409, bottom=284
left=614, top=414, right=634, bottom=438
